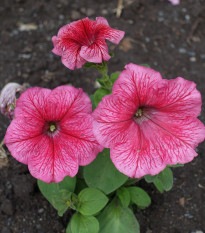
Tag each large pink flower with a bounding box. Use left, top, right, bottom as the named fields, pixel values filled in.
left=52, top=17, right=125, bottom=70
left=93, top=64, right=205, bottom=178
left=5, top=86, right=103, bottom=183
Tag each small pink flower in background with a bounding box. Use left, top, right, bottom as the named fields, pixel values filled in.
left=52, top=17, right=125, bottom=70
left=5, top=86, right=103, bottom=183
left=93, top=64, right=205, bottom=178
left=0, top=82, right=26, bottom=119
left=169, top=0, right=180, bottom=5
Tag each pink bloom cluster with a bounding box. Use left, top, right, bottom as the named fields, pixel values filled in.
left=52, top=17, right=124, bottom=70
left=5, top=86, right=102, bottom=183
left=93, top=64, right=205, bottom=178
left=4, top=17, right=205, bottom=183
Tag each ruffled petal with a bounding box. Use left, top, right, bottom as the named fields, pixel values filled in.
left=111, top=110, right=205, bottom=177
left=44, top=86, right=91, bottom=122
left=28, top=134, right=79, bottom=183
left=95, top=23, right=125, bottom=44
left=52, top=36, right=64, bottom=56
left=150, top=77, right=202, bottom=117
left=58, top=19, right=96, bottom=45
left=143, top=108, right=205, bottom=150
left=61, top=114, right=103, bottom=166
left=5, top=118, right=44, bottom=164
left=111, top=140, right=167, bottom=178
left=14, top=87, right=51, bottom=122
left=61, top=41, right=86, bottom=70
left=52, top=25, right=80, bottom=56
left=96, top=17, right=109, bottom=26
left=14, top=86, right=90, bottom=122
left=113, top=64, right=162, bottom=106
left=92, top=95, right=136, bottom=147
left=80, top=39, right=111, bottom=63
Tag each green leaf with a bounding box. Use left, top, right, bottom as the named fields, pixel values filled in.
left=89, top=95, right=96, bottom=111
left=37, top=176, right=76, bottom=215
left=84, top=149, right=128, bottom=194
left=94, top=88, right=110, bottom=106
left=128, top=187, right=151, bottom=208
left=109, top=52, right=114, bottom=57
left=70, top=213, right=99, bottom=233
left=154, top=167, right=173, bottom=193
left=144, top=174, right=157, bottom=183
left=167, top=164, right=184, bottom=168
left=153, top=179, right=164, bottom=193
left=117, top=187, right=130, bottom=207
left=77, top=188, right=108, bottom=216
left=38, top=176, right=76, bottom=198
left=140, top=64, right=150, bottom=68
left=98, top=198, right=140, bottom=233
left=52, top=190, right=72, bottom=216
left=66, top=221, right=72, bottom=233
left=110, top=72, right=120, bottom=85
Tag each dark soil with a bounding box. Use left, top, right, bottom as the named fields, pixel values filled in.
left=0, top=0, right=205, bottom=232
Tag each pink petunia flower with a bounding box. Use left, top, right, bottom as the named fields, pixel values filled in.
left=5, top=86, right=103, bottom=183
left=93, top=64, right=205, bottom=178
left=168, top=0, right=180, bottom=5
left=52, top=17, right=125, bottom=70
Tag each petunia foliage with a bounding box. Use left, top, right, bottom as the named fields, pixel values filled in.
left=1, top=16, right=204, bottom=233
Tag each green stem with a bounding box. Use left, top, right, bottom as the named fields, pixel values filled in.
left=83, top=61, right=113, bottom=91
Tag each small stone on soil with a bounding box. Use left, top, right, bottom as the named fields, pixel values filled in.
left=190, top=57, right=196, bottom=62
left=71, top=10, right=81, bottom=20
left=38, top=208, right=44, bottom=214
left=179, top=48, right=186, bottom=54
left=179, top=197, right=185, bottom=207
left=184, top=212, right=194, bottom=219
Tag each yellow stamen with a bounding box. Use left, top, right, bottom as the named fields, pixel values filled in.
left=50, top=124, right=56, bottom=132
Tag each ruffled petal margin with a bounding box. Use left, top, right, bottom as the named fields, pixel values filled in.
left=110, top=112, right=205, bottom=178
left=28, top=134, right=79, bottom=183
left=92, top=94, right=136, bottom=147
left=80, top=39, right=111, bottom=63
left=113, top=63, right=162, bottom=106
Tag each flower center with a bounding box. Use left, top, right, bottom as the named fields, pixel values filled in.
left=49, top=124, right=56, bottom=132
left=134, top=108, right=143, bottom=118
left=48, top=122, right=57, bottom=133
left=43, top=121, right=60, bottom=137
